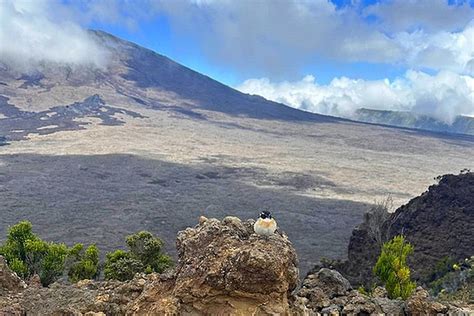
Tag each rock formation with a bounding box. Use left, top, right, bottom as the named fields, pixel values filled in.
left=332, top=172, right=474, bottom=286
left=0, top=215, right=472, bottom=315
left=0, top=216, right=299, bottom=315
left=0, top=256, right=27, bottom=294
left=293, top=268, right=472, bottom=315
left=131, top=216, right=299, bottom=314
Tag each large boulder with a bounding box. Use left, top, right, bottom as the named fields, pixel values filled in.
left=132, top=216, right=299, bottom=315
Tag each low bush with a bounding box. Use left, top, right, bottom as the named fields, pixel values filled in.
left=0, top=221, right=68, bottom=286
left=66, top=243, right=100, bottom=283
left=104, top=231, right=173, bottom=281
left=373, top=235, right=416, bottom=299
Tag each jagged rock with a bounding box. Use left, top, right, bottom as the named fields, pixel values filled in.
left=0, top=256, right=27, bottom=293
left=405, top=287, right=448, bottom=315
left=304, top=268, right=351, bottom=298
left=28, top=274, right=42, bottom=288
left=372, top=297, right=405, bottom=315
left=333, top=172, right=474, bottom=286
left=342, top=291, right=380, bottom=314
left=372, top=286, right=388, bottom=298
left=298, top=287, right=331, bottom=310
left=295, top=268, right=407, bottom=315
left=297, top=268, right=351, bottom=311
left=289, top=296, right=316, bottom=316
left=0, top=273, right=153, bottom=315
left=321, top=304, right=341, bottom=315
left=125, top=277, right=179, bottom=315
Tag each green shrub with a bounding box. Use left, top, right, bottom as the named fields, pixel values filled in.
left=0, top=221, right=68, bottom=286
left=104, top=231, right=173, bottom=281
left=66, top=244, right=100, bottom=283
left=40, top=242, right=68, bottom=286
left=428, top=256, right=455, bottom=282
left=357, top=285, right=370, bottom=296
left=1, top=222, right=173, bottom=284
left=373, top=235, right=416, bottom=299
left=104, top=250, right=143, bottom=281
left=429, top=256, right=473, bottom=299
left=126, top=231, right=173, bottom=273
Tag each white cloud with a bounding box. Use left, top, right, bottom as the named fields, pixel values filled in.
left=154, top=0, right=474, bottom=76
left=0, top=0, right=109, bottom=70
left=1, top=0, right=472, bottom=123
left=153, top=0, right=402, bottom=77
left=2, top=0, right=470, bottom=77
left=395, top=23, right=474, bottom=75
left=364, top=0, right=474, bottom=32
left=236, top=71, right=474, bottom=124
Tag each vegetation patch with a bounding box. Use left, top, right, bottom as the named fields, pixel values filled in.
left=0, top=221, right=173, bottom=285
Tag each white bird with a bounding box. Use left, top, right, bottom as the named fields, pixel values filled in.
left=254, top=210, right=277, bottom=236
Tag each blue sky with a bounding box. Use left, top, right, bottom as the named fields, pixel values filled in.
left=85, top=0, right=409, bottom=86
left=80, top=0, right=473, bottom=88
left=1, top=0, right=473, bottom=121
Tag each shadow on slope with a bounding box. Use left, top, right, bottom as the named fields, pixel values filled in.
left=0, top=153, right=370, bottom=274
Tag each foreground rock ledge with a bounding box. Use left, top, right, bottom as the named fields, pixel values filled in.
left=1, top=216, right=472, bottom=315
left=131, top=216, right=299, bottom=314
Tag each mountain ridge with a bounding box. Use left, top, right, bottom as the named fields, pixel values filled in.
left=355, top=108, right=474, bottom=136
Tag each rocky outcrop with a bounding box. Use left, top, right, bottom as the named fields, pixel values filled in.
left=0, top=216, right=299, bottom=315
left=0, top=256, right=27, bottom=315
left=405, top=287, right=448, bottom=315
left=294, top=268, right=405, bottom=315
left=294, top=268, right=471, bottom=315
left=131, top=216, right=299, bottom=314
left=0, top=256, right=26, bottom=294
left=333, top=172, right=474, bottom=286
left=1, top=216, right=472, bottom=315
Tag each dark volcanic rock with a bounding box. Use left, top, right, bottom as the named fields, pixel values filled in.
left=333, top=171, right=474, bottom=286
left=0, top=94, right=145, bottom=141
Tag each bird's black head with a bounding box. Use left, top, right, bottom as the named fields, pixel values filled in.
left=260, top=210, right=272, bottom=219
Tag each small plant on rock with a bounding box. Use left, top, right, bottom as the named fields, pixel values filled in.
left=373, top=235, right=416, bottom=300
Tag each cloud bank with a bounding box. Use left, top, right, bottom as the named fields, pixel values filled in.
left=0, top=0, right=109, bottom=70
left=0, top=0, right=472, bottom=123
left=155, top=0, right=474, bottom=76
left=237, top=71, right=474, bottom=124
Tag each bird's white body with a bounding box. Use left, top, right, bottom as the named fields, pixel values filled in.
left=254, top=218, right=277, bottom=236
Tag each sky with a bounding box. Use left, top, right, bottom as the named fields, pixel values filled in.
left=0, top=0, right=473, bottom=122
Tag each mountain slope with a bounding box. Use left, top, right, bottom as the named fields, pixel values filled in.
left=355, top=108, right=474, bottom=136
left=0, top=30, right=334, bottom=126
left=0, top=30, right=473, bottom=275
